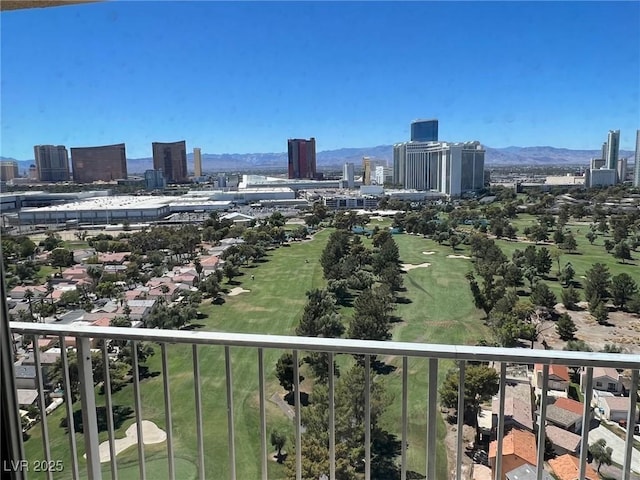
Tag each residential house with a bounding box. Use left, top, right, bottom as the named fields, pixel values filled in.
left=505, top=464, right=553, bottom=480
left=199, top=255, right=221, bottom=276
left=491, top=383, right=534, bottom=432
left=549, top=454, right=598, bottom=480
left=600, top=396, right=636, bottom=423
left=533, top=364, right=569, bottom=398
left=61, top=266, right=90, bottom=283
left=540, top=399, right=584, bottom=433
left=97, top=252, right=131, bottom=264
left=545, top=425, right=581, bottom=456
left=126, top=299, right=156, bottom=321
left=581, top=366, right=624, bottom=394
left=13, top=365, right=38, bottom=390
left=9, top=285, right=47, bottom=301
left=17, top=389, right=38, bottom=408
left=489, top=429, right=537, bottom=480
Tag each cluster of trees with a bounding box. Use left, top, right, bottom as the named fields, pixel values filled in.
left=275, top=222, right=405, bottom=477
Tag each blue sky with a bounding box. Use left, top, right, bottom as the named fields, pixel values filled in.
left=1, top=1, right=639, bottom=159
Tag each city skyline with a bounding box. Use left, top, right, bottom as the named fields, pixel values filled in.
left=1, top=1, right=639, bottom=159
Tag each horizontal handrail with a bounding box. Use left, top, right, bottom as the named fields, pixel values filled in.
left=10, top=322, right=640, bottom=369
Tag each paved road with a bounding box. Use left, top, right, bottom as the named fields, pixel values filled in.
left=589, top=425, right=640, bottom=474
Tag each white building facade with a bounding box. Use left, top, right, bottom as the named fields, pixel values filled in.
left=393, top=141, right=485, bottom=196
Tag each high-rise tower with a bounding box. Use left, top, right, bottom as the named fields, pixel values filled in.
left=193, top=147, right=202, bottom=177
left=71, top=143, right=127, bottom=183
left=606, top=130, right=620, bottom=171
left=410, top=119, right=438, bottom=142
left=152, top=141, right=188, bottom=183
left=287, top=138, right=316, bottom=179
left=34, top=145, right=70, bottom=181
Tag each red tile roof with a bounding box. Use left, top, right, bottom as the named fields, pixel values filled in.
left=553, top=397, right=584, bottom=416
left=549, top=454, right=597, bottom=480
left=489, top=429, right=537, bottom=466
left=535, top=364, right=569, bottom=382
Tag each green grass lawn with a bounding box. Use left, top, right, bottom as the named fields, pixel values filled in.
left=23, top=228, right=490, bottom=480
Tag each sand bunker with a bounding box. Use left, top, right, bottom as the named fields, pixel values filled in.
left=447, top=255, right=471, bottom=259
left=90, top=420, right=166, bottom=463
left=422, top=251, right=436, bottom=255
left=228, top=287, right=250, bottom=296
left=401, top=263, right=431, bottom=272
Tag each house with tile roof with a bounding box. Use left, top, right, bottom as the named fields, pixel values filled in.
left=538, top=401, right=584, bottom=433
left=549, top=454, right=598, bottom=480
left=505, top=463, right=553, bottom=480
left=580, top=366, right=624, bottom=394
left=545, top=425, right=581, bottom=456
left=533, top=364, right=569, bottom=398
left=491, top=383, right=534, bottom=432
left=600, top=396, right=636, bottom=423
left=489, top=429, right=537, bottom=480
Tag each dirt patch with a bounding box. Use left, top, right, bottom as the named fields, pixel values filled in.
left=227, top=287, right=250, bottom=296
left=401, top=262, right=431, bottom=272
left=447, top=255, right=471, bottom=259
left=536, top=302, right=640, bottom=354
left=442, top=410, right=476, bottom=480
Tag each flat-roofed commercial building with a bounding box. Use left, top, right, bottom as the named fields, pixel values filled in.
left=0, top=161, right=19, bottom=181
left=34, top=145, right=70, bottom=181
left=71, top=143, right=127, bottom=183
left=288, top=138, right=316, bottom=179
left=410, top=118, right=438, bottom=142
left=152, top=141, right=187, bottom=183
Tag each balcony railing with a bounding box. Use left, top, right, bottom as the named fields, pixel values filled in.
left=6, top=321, right=640, bottom=480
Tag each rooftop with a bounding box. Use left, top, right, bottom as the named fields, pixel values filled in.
left=545, top=425, right=581, bottom=453
left=505, top=463, right=553, bottom=480
left=549, top=454, right=598, bottom=480
left=489, top=429, right=537, bottom=466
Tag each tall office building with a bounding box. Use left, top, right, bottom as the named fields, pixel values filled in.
left=193, top=147, right=202, bottom=177
left=343, top=162, right=355, bottom=189
left=393, top=140, right=484, bottom=196
left=287, top=138, right=316, bottom=179
left=0, top=161, right=19, bottom=181
left=410, top=119, right=439, bottom=142
left=362, top=157, right=372, bottom=185
left=152, top=141, right=188, bottom=183
left=71, top=143, right=127, bottom=183
left=34, top=145, right=70, bottom=181
left=617, top=158, right=627, bottom=183
left=606, top=130, right=620, bottom=171
left=144, top=169, right=166, bottom=190
left=634, top=130, right=640, bottom=187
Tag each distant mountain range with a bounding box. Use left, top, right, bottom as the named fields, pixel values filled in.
left=2, top=145, right=636, bottom=175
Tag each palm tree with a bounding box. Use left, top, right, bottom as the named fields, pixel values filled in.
left=24, top=289, right=35, bottom=321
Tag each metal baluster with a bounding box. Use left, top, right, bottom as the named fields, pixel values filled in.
left=161, top=344, right=175, bottom=480
left=101, top=341, right=117, bottom=480
left=622, top=369, right=639, bottom=480
left=456, top=362, right=467, bottom=480
left=33, top=335, right=53, bottom=480
left=293, top=350, right=302, bottom=480
left=329, top=352, right=336, bottom=480
left=579, top=367, right=593, bottom=480
left=77, top=336, right=101, bottom=480
left=401, top=356, right=408, bottom=480
left=193, top=345, right=205, bottom=479
left=495, top=363, right=506, bottom=480
left=258, top=349, right=267, bottom=480
left=427, top=359, right=438, bottom=480
left=59, top=336, right=80, bottom=480
left=131, top=340, right=146, bottom=480
left=225, top=346, right=236, bottom=480
left=365, top=355, right=371, bottom=480
left=536, top=365, right=549, bottom=480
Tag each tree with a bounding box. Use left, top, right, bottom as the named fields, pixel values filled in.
left=613, top=242, right=631, bottom=263
left=561, top=285, right=580, bottom=310
left=270, top=430, right=287, bottom=462
left=560, top=232, right=577, bottom=252
left=589, top=438, right=612, bottom=473
left=585, top=230, right=597, bottom=245
left=49, top=248, right=74, bottom=273
left=535, top=248, right=552, bottom=276
left=563, top=339, right=592, bottom=352
left=439, top=365, right=499, bottom=427
left=610, top=273, right=638, bottom=309
left=590, top=296, right=609, bottom=325
left=530, top=282, right=557, bottom=310
left=559, top=262, right=575, bottom=287
left=58, top=289, right=81, bottom=307
left=275, top=353, right=303, bottom=398
left=584, top=263, right=611, bottom=301
left=348, top=288, right=392, bottom=342
left=556, top=313, right=577, bottom=341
